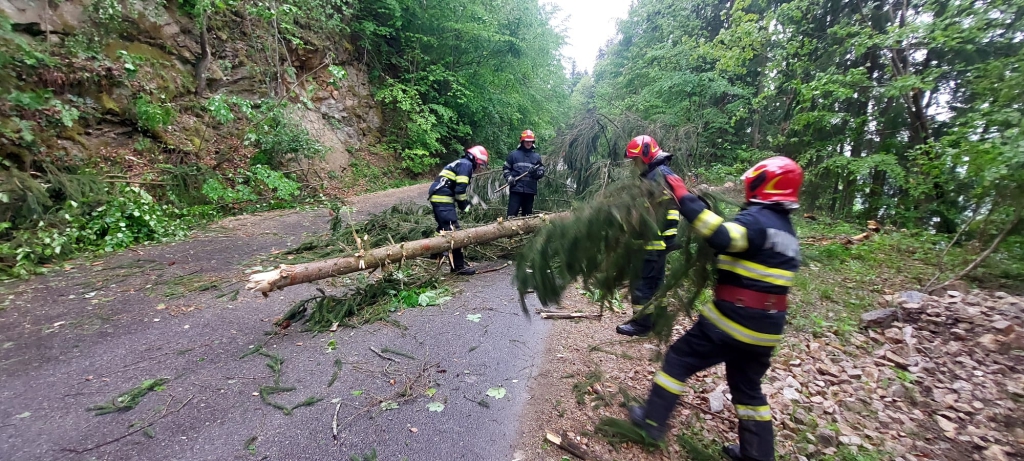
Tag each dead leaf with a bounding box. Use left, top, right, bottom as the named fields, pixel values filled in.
left=409, top=427, right=418, bottom=433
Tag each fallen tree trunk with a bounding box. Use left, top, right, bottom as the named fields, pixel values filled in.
left=246, top=213, right=569, bottom=294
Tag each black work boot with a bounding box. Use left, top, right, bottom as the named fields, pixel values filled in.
left=616, top=321, right=652, bottom=336
left=722, top=444, right=744, bottom=461
left=627, top=382, right=680, bottom=441
left=735, top=418, right=775, bottom=460
left=616, top=313, right=653, bottom=336
left=451, top=266, right=476, bottom=275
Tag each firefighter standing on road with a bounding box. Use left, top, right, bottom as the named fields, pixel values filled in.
left=627, top=156, right=804, bottom=461
left=503, top=130, right=546, bottom=217
left=615, top=135, right=682, bottom=337
left=427, top=145, right=490, bottom=275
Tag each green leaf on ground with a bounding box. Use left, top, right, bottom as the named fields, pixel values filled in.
left=486, top=386, right=506, bottom=399
left=426, top=402, right=444, bottom=412
left=466, top=314, right=481, bottom=322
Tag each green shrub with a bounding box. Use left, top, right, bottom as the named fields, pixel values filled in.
left=245, top=104, right=327, bottom=168
left=134, top=95, right=176, bottom=132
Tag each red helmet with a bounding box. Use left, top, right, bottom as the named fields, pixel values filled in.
left=624, top=135, right=661, bottom=164
left=465, top=145, right=489, bottom=167
left=520, top=130, right=536, bottom=142
left=742, top=156, right=803, bottom=204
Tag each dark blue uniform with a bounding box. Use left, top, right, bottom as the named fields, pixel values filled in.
left=428, top=156, right=475, bottom=271
left=635, top=191, right=799, bottom=461
left=502, top=145, right=545, bottom=216
left=629, top=158, right=682, bottom=323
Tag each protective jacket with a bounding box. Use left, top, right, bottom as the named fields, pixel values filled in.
left=677, top=194, right=800, bottom=346
left=502, top=146, right=545, bottom=195
left=640, top=156, right=682, bottom=251
left=428, top=156, right=475, bottom=211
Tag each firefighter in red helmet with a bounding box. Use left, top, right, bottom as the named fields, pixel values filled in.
left=617, top=135, right=684, bottom=337
left=427, top=145, right=490, bottom=275
left=627, top=156, right=804, bottom=461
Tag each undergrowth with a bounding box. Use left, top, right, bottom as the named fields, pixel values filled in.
left=789, top=215, right=1024, bottom=339
left=274, top=267, right=450, bottom=332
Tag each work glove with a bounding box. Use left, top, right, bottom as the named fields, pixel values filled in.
left=507, top=177, right=516, bottom=186
left=666, top=174, right=689, bottom=200
left=460, top=203, right=471, bottom=212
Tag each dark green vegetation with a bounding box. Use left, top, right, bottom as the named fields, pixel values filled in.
left=87, top=378, right=170, bottom=416
left=555, top=0, right=1023, bottom=274
left=1, top=0, right=568, bottom=278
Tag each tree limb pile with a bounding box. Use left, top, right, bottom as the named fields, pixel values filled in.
left=246, top=213, right=567, bottom=294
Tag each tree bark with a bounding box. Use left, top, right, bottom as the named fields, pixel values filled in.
left=194, top=14, right=211, bottom=97
left=942, top=205, right=1022, bottom=286
left=246, top=213, right=569, bottom=293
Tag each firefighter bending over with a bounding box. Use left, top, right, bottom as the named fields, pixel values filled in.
left=427, top=145, right=490, bottom=275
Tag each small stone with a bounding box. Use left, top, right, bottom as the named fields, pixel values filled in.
left=816, top=430, right=838, bottom=448
left=982, top=445, right=1010, bottom=461
left=978, top=334, right=1003, bottom=352
left=899, top=291, right=925, bottom=304
left=888, top=384, right=906, bottom=399
left=885, top=351, right=910, bottom=369
left=709, top=391, right=725, bottom=413
left=991, top=320, right=1016, bottom=335
left=861, top=309, right=897, bottom=328
left=950, top=329, right=969, bottom=340
left=839, top=435, right=863, bottom=446
left=409, top=427, right=418, bottom=433
left=783, top=387, right=801, bottom=401
left=785, top=376, right=802, bottom=389
left=846, top=368, right=863, bottom=379
left=935, top=415, right=958, bottom=433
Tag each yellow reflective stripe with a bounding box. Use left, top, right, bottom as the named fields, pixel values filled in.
left=429, top=195, right=454, bottom=203
left=439, top=170, right=456, bottom=180
left=716, top=255, right=794, bottom=286
left=654, top=371, right=685, bottom=395
left=455, top=175, right=470, bottom=184
left=700, top=301, right=782, bottom=347
left=454, top=194, right=468, bottom=201
left=735, top=404, right=772, bottom=421
left=723, top=222, right=749, bottom=253
left=644, top=241, right=666, bottom=250
left=661, top=228, right=678, bottom=237
left=667, top=210, right=680, bottom=220
left=692, top=209, right=724, bottom=237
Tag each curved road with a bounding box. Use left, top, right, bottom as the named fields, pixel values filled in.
left=0, top=184, right=551, bottom=461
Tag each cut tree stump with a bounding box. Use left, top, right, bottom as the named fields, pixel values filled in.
left=246, top=213, right=568, bottom=294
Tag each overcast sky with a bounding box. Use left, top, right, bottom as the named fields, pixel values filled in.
left=546, top=0, right=633, bottom=73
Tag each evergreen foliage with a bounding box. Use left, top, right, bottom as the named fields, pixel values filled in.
left=571, top=0, right=1024, bottom=248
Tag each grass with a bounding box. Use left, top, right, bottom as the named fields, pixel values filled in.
left=787, top=215, right=1024, bottom=339
left=340, top=158, right=422, bottom=194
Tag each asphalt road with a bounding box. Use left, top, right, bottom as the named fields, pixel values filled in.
left=0, top=184, right=551, bottom=461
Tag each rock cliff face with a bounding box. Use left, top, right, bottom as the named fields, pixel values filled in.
left=1, top=0, right=381, bottom=174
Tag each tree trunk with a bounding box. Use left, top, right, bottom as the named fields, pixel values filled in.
left=194, top=14, right=211, bottom=97
left=942, top=205, right=1022, bottom=286
left=246, top=213, right=569, bottom=293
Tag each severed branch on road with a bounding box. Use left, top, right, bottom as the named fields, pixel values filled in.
left=63, top=394, right=194, bottom=454
left=539, top=311, right=603, bottom=320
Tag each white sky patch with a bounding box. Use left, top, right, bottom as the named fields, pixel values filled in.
left=546, top=0, right=632, bottom=73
